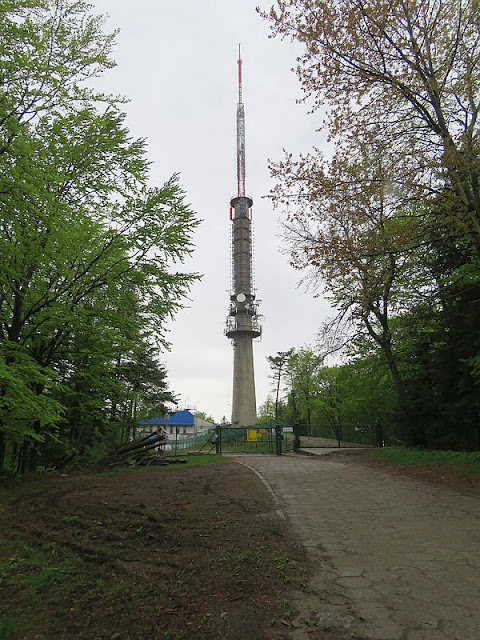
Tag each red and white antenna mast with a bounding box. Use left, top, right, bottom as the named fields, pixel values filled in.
left=236, top=43, right=246, bottom=198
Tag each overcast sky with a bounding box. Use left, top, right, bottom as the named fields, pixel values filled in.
left=91, top=0, right=332, bottom=422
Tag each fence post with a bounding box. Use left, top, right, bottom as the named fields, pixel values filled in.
left=275, top=423, right=283, bottom=456
left=293, top=423, right=300, bottom=452
left=216, top=426, right=221, bottom=454
left=333, top=423, right=342, bottom=448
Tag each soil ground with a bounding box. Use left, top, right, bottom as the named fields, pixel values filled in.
left=0, top=457, right=308, bottom=640
left=1, top=450, right=479, bottom=640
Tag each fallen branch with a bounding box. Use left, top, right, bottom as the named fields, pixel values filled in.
left=113, top=431, right=167, bottom=456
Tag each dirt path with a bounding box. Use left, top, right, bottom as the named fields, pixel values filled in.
left=236, top=453, right=480, bottom=640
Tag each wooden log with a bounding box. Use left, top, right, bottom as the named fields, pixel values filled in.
left=113, top=432, right=166, bottom=456
left=135, top=454, right=170, bottom=467
left=114, top=437, right=167, bottom=460
left=112, top=433, right=151, bottom=455
left=53, top=450, right=78, bottom=470
left=113, top=430, right=161, bottom=455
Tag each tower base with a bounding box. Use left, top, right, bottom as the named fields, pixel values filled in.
left=231, top=332, right=257, bottom=427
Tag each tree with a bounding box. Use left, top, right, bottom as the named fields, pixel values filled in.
left=194, top=411, right=215, bottom=423
left=391, top=236, right=480, bottom=449
left=323, top=358, right=396, bottom=445
left=0, top=2, right=200, bottom=471
left=0, top=0, right=117, bottom=154
left=313, top=366, right=343, bottom=444
left=260, top=0, right=480, bottom=258
left=0, top=113, right=199, bottom=468
left=266, top=348, right=295, bottom=420
left=285, top=347, right=323, bottom=426
left=257, top=396, right=277, bottom=423
left=273, top=140, right=428, bottom=403
left=261, top=1, right=480, bottom=448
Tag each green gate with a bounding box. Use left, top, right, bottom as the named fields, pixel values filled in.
left=163, top=423, right=295, bottom=456
left=216, top=422, right=295, bottom=455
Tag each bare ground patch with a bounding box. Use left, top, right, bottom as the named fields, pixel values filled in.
left=0, top=459, right=311, bottom=640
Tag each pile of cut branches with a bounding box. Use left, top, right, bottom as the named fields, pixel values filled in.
left=108, top=431, right=187, bottom=468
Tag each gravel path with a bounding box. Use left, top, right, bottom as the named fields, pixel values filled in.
left=236, top=454, right=480, bottom=640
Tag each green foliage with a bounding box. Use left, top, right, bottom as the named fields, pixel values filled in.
left=260, top=0, right=480, bottom=451
left=82, top=433, right=117, bottom=461
left=376, top=447, right=480, bottom=468
left=390, top=233, right=480, bottom=449
left=0, top=2, right=200, bottom=472
left=337, top=358, right=396, bottom=429
left=285, top=348, right=322, bottom=426
left=0, top=345, right=63, bottom=443
left=193, top=411, right=215, bottom=423
left=0, top=0, right=117, bottom=145
left=257, top=396, right=277, bottom=423
left=0, top=619, right=17, bottom=640
left=263, top=346, right=397, bottom=445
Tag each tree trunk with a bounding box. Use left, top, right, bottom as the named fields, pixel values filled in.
left=381, top=343, right=406, bottom=404
left=16, top=441, right=29, bottom=475
left=275, top=368, right=282, bottom=421
left=0, top=430, right=5, bottom=470
left=10, top=441, right=18, bottom=469
left=363, top=317, right=406, bottom=403
left=113, top=432, right=165, bottom=456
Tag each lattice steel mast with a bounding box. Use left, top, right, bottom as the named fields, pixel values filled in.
left=225, top=45, right=261, bottom=427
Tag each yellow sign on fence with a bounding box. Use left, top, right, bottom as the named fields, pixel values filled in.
left=247, top=429, right=257, bottom=442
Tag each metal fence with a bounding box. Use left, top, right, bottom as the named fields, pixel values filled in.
left=161, top=421, right=384, bottom=457
left=163, top=424, right=295, bottom=456
left=294, top=423, right=386, bottom=447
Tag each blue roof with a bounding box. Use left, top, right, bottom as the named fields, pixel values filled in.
left=139, top=410, right=194, bottom=426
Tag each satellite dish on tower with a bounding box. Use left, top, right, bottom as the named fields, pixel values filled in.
left=236, top=293, right=246, bottom=303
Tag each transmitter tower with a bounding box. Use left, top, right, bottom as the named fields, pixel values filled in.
left=225, top=46, right=262, bottom=427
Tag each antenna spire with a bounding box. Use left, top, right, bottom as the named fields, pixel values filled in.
left=238, top=43, right=243, bottom=104
left=236, top=44, right=246, bottom=197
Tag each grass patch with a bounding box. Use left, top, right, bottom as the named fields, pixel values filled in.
left=0, top=540, right=82, bottom=592
left=374, top=447, right=480, bottom=484
left=175, top=454, right=230, bottom=466
left=375, top=447, right=480, bottom=468
left=355, top=447, right=480, bottom=495
left=98, top=454, right=231, bottom=478
left=0, top=619, right=17, bottom=640
left=143, top=454, right=230, bottom=468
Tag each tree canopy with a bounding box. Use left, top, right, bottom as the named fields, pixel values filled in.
left=0, top=1, right=200, bottom=472
left=261, top=0, right=480, bottom=254
left=260, top=0, right=480, bottom=449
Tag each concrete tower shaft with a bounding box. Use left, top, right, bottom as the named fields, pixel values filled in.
left=225, top=46, right=261, bottom=427
left=230, top=195, right=253, bottom=296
